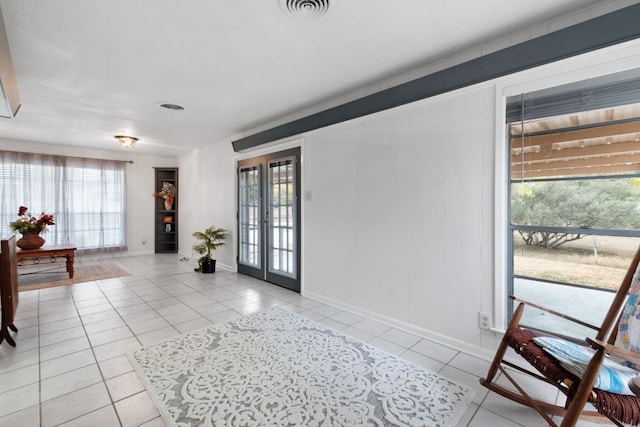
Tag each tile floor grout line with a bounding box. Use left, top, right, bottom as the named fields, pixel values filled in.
left=37, top=289, right=43, bottom=427
left=72, top=278, right=134, bottom=427
left=2, top=254, right=568, bottom=426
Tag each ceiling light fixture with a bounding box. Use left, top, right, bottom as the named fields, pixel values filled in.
left=115, top=135, right=138, bottom=148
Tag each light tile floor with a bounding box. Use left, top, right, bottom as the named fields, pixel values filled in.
left=0, top=254, right=611, bottom=426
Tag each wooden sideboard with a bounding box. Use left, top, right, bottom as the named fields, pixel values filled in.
left=1, top=235, right=19, bottom=346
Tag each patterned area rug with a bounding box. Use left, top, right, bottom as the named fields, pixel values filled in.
left=18, top=263, right=131, bottom=291
left=128, top=307, right=475, bottom=426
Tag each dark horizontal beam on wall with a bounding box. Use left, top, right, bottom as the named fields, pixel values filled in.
left=232, top=4, right=640, bottom=152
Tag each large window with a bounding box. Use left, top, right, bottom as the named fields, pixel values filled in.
left=0, top=151, right=127, bottom=253
left=507, top=75, right=640, bottom=339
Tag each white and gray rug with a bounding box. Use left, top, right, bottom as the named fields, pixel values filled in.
left=128, top=307, right=474, bottom=427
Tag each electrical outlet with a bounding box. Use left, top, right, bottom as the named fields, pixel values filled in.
left=478, top=312, right=491, bottom=330
left=142, top=238, right=146, bottom=245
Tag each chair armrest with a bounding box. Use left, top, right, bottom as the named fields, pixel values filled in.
left=512, top=296, right=599, bottom=331
left=587, top=338, right=640, bottom=366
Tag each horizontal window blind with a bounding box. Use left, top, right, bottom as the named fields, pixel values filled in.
left=507, top=75, right=640, bottom=180
left=0, top=151, right=127, bottom=253
left=506, top=75, right=640, bottom=124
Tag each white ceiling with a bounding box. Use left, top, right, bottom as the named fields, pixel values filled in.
left=0, top=0, right=613, bottom=157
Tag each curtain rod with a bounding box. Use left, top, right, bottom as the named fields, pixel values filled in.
left=0, top=149, right=134, bottom=164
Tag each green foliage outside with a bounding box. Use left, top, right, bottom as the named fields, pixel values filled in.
left=511, top=178, right=640, bottom=248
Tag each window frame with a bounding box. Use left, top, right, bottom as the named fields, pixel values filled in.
left=500, top=82, right=640, bottom=332
left=0, top=151, right=127, bottom=253
left=492, top=49, right=640, bottom=331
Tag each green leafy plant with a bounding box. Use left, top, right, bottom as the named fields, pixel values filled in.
left=192, top=226, right=228, bottom=272
left=511, top=179, right=640, bottom=248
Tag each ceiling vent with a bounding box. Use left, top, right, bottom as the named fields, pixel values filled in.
left=281, top=0, right=331, bottom=19
left=158, top=103, right=185, bottom=111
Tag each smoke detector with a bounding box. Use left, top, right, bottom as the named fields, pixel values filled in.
left=281, top=0, right=332, bottom=19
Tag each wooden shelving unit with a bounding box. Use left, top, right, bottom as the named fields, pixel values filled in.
left=154, top=167, right=178, bottom=253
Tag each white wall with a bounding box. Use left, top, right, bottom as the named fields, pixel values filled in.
left=0, top=139, right=176, bottom=255
left=300, top=85, right=496, bottom=356
left=177, top=141, right=236, bottom=267
left=177, top=39, right=640, bottom=359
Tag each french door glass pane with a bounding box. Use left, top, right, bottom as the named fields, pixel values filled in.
left=239, top=165, right=261, bottom=268
left=269, top=158, right=295, bottom=277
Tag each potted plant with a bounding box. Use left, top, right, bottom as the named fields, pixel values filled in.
left=192, top=226, right=228, bottom=273
left=9, top=205, right=55, bottom=249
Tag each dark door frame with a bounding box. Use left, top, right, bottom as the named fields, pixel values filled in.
left=236, top=147, right=301, bottom=292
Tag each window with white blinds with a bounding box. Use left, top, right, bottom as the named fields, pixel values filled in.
left=0, top=151, right=127, bottom=253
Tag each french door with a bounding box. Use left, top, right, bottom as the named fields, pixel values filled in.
left=237, top=147, right=301, bottom=292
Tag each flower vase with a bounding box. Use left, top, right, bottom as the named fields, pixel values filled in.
left=17, top=230, right=45, bottom=250
left=164, top=199, right=173, bottom=211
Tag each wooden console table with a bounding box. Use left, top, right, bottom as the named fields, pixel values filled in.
left=17, top=244, right=77, bottom=278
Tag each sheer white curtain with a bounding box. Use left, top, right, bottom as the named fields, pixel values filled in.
left=0, top=151, right=127, bottom=253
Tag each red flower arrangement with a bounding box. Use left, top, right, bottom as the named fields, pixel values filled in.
left=9, top=206, right=55, bottom=233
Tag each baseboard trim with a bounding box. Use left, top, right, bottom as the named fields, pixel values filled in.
left=302, top=290, right=497, bottom=362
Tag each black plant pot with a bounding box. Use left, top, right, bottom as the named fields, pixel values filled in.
left=201, top=259, right=216, bottom=273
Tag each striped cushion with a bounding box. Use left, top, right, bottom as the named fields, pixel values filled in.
left=534, top=336, right=640, bottom=395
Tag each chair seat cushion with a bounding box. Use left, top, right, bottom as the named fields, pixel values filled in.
left=534, top=336, right=640, bottom=395
left=505, top=327, right=640, bottom=424
left=505, top=327, right=579, bottom=386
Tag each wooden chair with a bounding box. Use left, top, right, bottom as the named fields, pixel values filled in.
left=0, top=235, right=19, bottom=346
left=480, top=245, right=640, bottom=426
